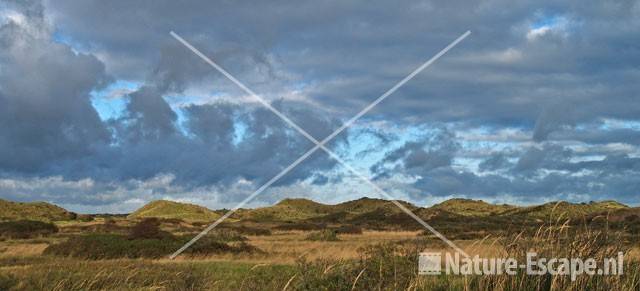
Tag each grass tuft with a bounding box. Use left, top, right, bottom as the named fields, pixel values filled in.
left=305, top=229, right=340, bottom=242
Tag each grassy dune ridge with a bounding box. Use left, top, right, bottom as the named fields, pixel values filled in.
left=0, top=199, right=77, bottom=222
left=127, top=200, right=221, bottom=221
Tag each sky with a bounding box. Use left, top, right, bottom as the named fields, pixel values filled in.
left=0, top=0, right=638, bottom=213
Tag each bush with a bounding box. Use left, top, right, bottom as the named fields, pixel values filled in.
left=77, top=214, right=94, bottom=222
left=333, top=225, right=363, bottom=235
left=187, top=236, right=259, bottom=255
left=222, top=225, right=271, bottom=236
left=0, top=273, right=17, bottom=290
left=292, top=243, right=422, bottom=290
left=625, top=214, right=640, bottom=222
left=159, top=218, right=184, bottom=225
left=44, top=234, right=176, bottom=259
left=305, top=229, right=339, bottom=241
left=59, top=221, right=131, bottom=235
left=205, top=229, right=247, bottom=242
left=0, top=220, right=58, bottom=239
left=129, top=218, right=171, bottom=239
left=44, top=233, right=260, bottom=259
left=274, top=223, right=326, bottom=231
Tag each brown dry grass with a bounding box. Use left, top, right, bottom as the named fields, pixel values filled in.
left=0, top=243, right=48, bottom=258
left=170, top=230, right=422, bottom=264
left=1, top=224, right=638, bottom=290
left=167, top=229, right=640, bottom=265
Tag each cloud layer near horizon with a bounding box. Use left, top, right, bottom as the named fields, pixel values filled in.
left=0, top=0, right=638, bottom=213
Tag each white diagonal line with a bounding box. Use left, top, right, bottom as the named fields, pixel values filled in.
left=169, top=31, right=470, bottom=259
left=319, top=149, right=470, bottom=257
left=170, top=31, right=319, bottom=146
left=170, top=141, right=323, bottom=258
left=325, top=31, right=471, bottom=143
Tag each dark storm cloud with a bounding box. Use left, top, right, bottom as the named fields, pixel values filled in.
left=513, top=144, right=572, bottom=173
left=0, top=0, right=110, bottom=173
left=123, top=86, right=179, bottom=141
left=375, top=138, right=639, bottom=205
left=532, top=103, right=577, bottom=142
left=552, top=127, right=640, bottom=145
left=478, top=152, right=512, bottom=172
left=42, top=1, right=640, bottom=131
left=371, top=128, right=459, bottom=178
left=60, top=101, right=343, bottom=189
left=512, top=145, right=640, bottom=174
left=45, top=0, right=640, bottom=136
left=0, top=0, right=638, bottom=210
left=0, top=1, right=345, bottom=208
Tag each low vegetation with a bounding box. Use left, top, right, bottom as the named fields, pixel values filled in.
left=59, top=221, right=130, bottom=235
left=221, top=225, right=272, bottom=236
left=290, top=223, right=640, bottom=290
left=128, top=218, right=172, bottom=239
left=0, top=220, right=58, bottom=239
left=274, top=222, right=326, bottom=231
left=44, top=218, right=258, bottom=259
left=333, top=225, right=363, bottom=234
left=43, top=232, right=259, bottom=259
left=305, top=229, right=340, bottom=241
left=0, top=260, right=296, bottom=291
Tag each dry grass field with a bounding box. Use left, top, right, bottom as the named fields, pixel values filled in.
left=1, top=198, right=639, bottom=290
left=1, top=223, right=639, bottom=290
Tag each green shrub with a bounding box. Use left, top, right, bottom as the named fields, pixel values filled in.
left=0, top=220, right=58, bottom=239
left=305, top=229, right=339, bottom=241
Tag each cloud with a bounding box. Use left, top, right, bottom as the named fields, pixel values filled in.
left=0, top=0, right=111, bottom=173
left=478, top=152, right=512, bottom=172
left=369, top=136, right=639, bottom=205
left=526, top=15, right=573, bottom=41
left=0, top=1, right=347, bottom=209
left=371, top=128, right=459, bottom=178
left=0, top=0, right=638, bottom=211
